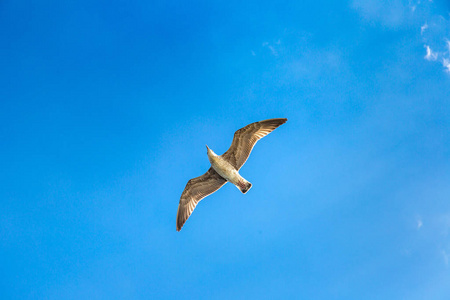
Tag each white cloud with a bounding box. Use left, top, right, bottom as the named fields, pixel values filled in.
left=421, top=23, right=428, bottom=35
left=408, top=0, right=421, bottom=12
left=268, top=45, right=278, bottom=56
left=417, top=218, right=423, bottom=229
left=442, top=250, right=449, bottom=265
left=262, top=41, right=279, bottom=57
left=424, top=45, right=438, bottom=61
left=443, top=58, right=450, bottom=72
left=352, top=0, right=409, bottom=28
left=352, top=0, right=450, bottom=73
left=418, top=1, right=450, bottom=72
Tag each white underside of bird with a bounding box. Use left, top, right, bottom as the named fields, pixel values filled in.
left=206, top=145, right=252, bottom=194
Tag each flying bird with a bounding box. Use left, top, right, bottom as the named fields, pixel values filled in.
left=176, top=118, right=287, bottom=231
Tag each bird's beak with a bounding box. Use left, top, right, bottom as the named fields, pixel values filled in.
left=206, top=145, right=209, bottom=150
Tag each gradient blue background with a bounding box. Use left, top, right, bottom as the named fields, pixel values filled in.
left=1, top=0, right=450, bottom=299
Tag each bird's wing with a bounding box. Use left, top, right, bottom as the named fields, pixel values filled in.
left=176, top=167, right=227, bottom=231
left=222, top=118, right=287, bottom=170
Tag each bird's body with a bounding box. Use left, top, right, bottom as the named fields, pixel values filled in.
left=206, top=146, right=252, bottom=193
left=176, top=118, right=287, bottom=231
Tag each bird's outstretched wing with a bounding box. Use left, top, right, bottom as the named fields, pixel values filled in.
left=176, top=167, right=227, bottom=231
left=222, top=118, right=287, bottom=170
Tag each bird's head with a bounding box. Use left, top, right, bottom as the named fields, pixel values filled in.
left=206, top=145, right=216, bottom=158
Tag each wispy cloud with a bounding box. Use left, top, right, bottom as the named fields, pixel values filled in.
left=443, top=58, right=450, bottom=73
left=353, top=0, right=450, bottom=74
left=421, top=23, right=428, bottom=35
left=424, top=45, right=438, bottom=61
left=352, top=0, right=409, bottom=28
left=418, top=2, right=450, bottom=73
left=262, top=41, right=279, bottom=56
left=422, top=37, right=450, bottom=72
left=417, top=217, right=423, bottom=229
left=441, top=213, right=450, bottom=236
left=442, top=250, right=449, bottom=265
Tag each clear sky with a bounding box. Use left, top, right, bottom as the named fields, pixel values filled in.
left=1, top=0, right=450, bottom=299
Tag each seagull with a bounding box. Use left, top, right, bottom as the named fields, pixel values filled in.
left=176, top=118, right=287, bottom=231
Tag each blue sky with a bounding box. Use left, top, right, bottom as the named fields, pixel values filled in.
left=1, top=0, right=450, bottom=299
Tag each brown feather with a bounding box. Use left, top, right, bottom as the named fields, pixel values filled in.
left=176, top=167, right=227, bottom=231
left=221, top=118, right=287, bottom=170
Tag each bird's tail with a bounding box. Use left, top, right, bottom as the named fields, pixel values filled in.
left=238, top=179, right=252, bottom=194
